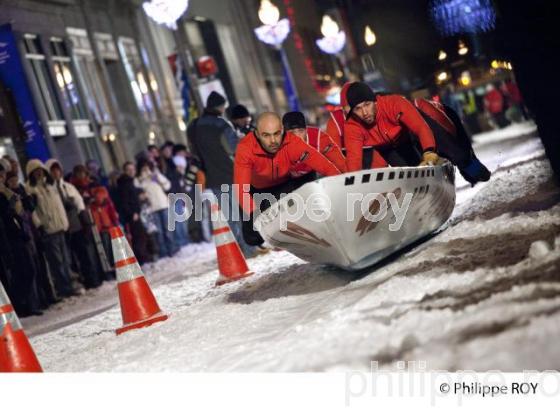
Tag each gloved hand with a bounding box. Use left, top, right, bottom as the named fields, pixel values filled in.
left=419, top=150, right=439, bottom=166
left=242, top=214, right=264, bottom=246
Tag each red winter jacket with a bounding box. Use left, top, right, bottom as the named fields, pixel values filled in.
left=325, top=108, right=346, bottom=149
left=234, top=131, right=341, bottom=214
left=344, top=94, right=436, bottom=172
left=484, top=89, right=504, bottom=114
left=90, top=186, right=119, bottom=233
left=290, top=127, right=347, bottom=177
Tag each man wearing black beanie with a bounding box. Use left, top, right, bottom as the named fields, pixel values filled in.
left=344, top=82, right=490, bottom=186
left=282, top=111, right=347, bottom=175
left=206, top=91, right=227, bottom=113
left=189, top=90, right=256, bottom=256
left=229, top=104, right=254, bottom=137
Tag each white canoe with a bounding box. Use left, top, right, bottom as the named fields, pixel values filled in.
left=254, top=162, right=456, bottom=270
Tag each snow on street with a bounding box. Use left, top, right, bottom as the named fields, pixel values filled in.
left=23, top=122, right=560, bottom=372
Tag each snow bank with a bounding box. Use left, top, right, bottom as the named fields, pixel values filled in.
left=472, top=121, right=537, bottom=145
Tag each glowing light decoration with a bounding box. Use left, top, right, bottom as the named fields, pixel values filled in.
left=458, top=40, right=469, bottom=55
left=438, top=50, right=447, bottom=60
left=491, top=60, right=513, bottom=70
left=429, top=0, right=496, bottom=36
left=320, top=15, right=339, bottom=38
left=364, top=25, right=376, bottom=47
left=316, top=15, right=346, bottom=55
left=459, top=71, right=471, bottom=86
left=143, top=0, right=189, bottom=30
left=436, top=71, right=449, bottom=83
left=259, top=0, right=280, bottom=25
left=316, top=32, right=346, bottom=54
left=254, top=18, right=291, bottom=47
left=254, top=0, right=299, bottom=110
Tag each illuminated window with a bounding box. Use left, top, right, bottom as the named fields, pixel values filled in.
left=67, top=28, right=113, bottom=124
left=50, top=37, right=88, bottom=120
left=118, top=37, right=160, bottom=122
left=23, top=34, right=64, bottom=122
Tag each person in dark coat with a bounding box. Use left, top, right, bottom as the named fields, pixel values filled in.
left=190, top=91, right=254, bottom=257
left=159, top=141, right=176, bottom=177
left=117, top=162, right=152, bottom=265
left=5, top=171, right=58, bottom=308
left=0, top=167, right=43, bottom=317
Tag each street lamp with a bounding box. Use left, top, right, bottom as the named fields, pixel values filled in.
left=316, top=15, right=346, bottom=55
left=258, top=0, right=280, bottom=25
left=254, top=0, right=299, bottom=111
left=438, top=50, right=447, bottom=61
left=316, top=15, right=349, bottom=81
left=364, top=25, right=376, bottom=47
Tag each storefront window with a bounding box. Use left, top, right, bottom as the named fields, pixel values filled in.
left=23, top=34, right=64, bottom=122
left=67, top=29, right=120, bottom=171
left=140, top=46, right=163, bottom=109
left=68, top=29, right=113, bottom=124
left=50, top=37, right=89, bottom=120
left=118, top=37, right=158, bottom=122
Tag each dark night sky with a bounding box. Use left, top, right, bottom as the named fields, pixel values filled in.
left=316, top=0, right=448, bottom=90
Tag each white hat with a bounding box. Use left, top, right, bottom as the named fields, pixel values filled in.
left=45, top=158, right=62, bottom=172
left=25, top=159, right=48, bottom=178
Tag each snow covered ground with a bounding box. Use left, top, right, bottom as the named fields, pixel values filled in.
left=22, top=122, right=560, bottom=372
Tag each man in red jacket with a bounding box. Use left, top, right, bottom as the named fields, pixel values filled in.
left=282, top=111, right=347, bottom=177
left=325, top=82, right=351, bottom=150
left=344, top=82, right=490, bottom=185
left=234, top=112, right=341, bottom=245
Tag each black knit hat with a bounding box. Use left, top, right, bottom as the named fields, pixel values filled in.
left=230, top=104, right=250, bottom=120
left=282, top=111, right=307, bottom=130
left=346, top=82, right=376, bottom=113
left=206, top=91, right=226, bottom=110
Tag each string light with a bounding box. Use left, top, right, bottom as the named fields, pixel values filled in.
left=430, top=0, right=496, bottom=36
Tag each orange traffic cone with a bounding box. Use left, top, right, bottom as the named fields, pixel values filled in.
left=210, top=197, right=254, bottom=286
left=110, top=227, right=168, bottom=335
left=0, top=282, right=42, bottom=372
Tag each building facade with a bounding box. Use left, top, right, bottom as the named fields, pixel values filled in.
left=0, top=0, right=283, bottom=173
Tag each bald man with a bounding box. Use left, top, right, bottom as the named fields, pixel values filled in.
left=234, top=112, right=342, bottom=245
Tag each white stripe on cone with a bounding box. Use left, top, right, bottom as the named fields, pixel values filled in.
left=0, top=283, right=23, bottom=333
left=111, top=233, right=145, bottom=283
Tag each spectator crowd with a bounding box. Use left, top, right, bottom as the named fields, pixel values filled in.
left=0, top=139, right=212, bottom=318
